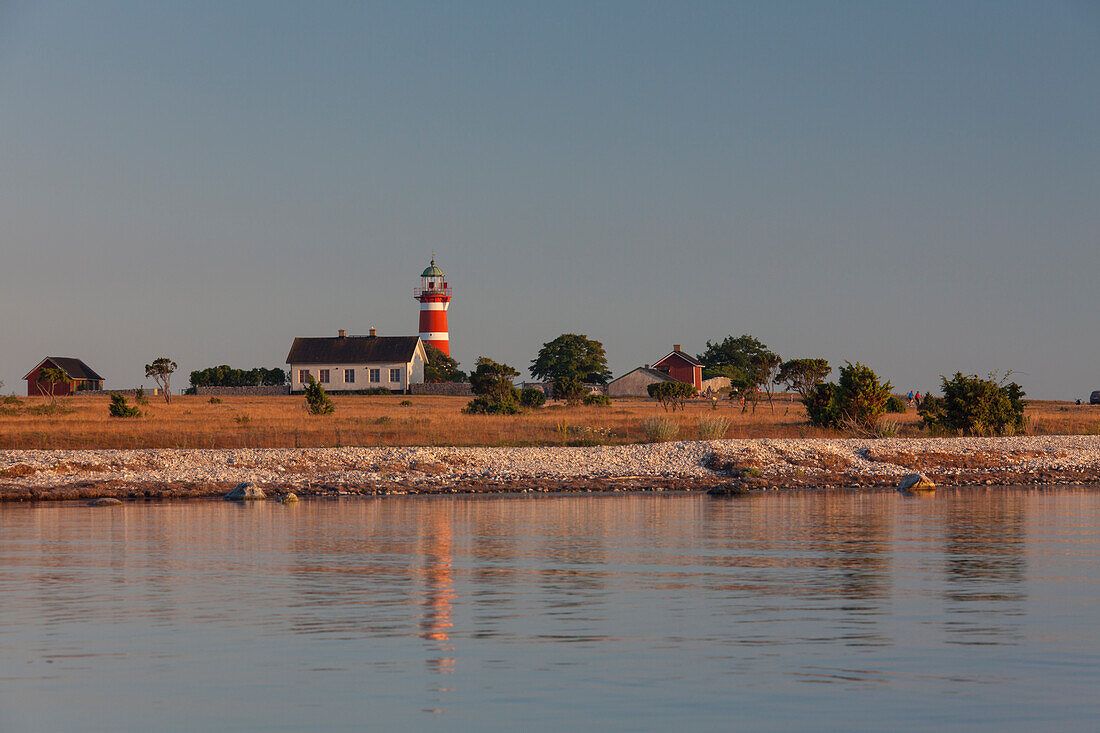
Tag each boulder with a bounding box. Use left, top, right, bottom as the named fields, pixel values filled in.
left=279, top=492, right=299, bottom=504
left=897, top=473, right=935, bottom=492
left=88, top=497, right=123, bottom=507
left=225, top=482, right=266, bottom=501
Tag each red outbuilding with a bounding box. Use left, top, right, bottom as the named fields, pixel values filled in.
left=651, top=345, right=703, bottom=392
left=23, top=357, right=105, bottom=397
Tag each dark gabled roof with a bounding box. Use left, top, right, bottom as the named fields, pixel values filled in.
left=609, top=367, right=678, bottom=385
left=653, top=350, right=703, bottom=368
left=286, top=336, right=422, bottom=365
left=22, top=357, right=105, bottom=382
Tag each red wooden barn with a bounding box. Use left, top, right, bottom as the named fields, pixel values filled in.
left=23, top=357, right=105, bottom=397
left=651, top=345, right=703, bottom=392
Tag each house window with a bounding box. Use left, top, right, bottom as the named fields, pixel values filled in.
left=370, top=368, right=380, bottom=383
left=344, top=369, right=355, bottom=383
left=319, top=369, right=330, bottom=384
left=299, top=369, right=310, bottom=383
left=390, top=368, right=401, bottom=383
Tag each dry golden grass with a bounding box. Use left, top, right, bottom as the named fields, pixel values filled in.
left=0, top=393, right=1096, bottom=450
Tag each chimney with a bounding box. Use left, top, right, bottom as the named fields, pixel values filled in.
left=338, top=329, right=346, bottom=338
left=369, top=326, right=377, bottom=338
left=673, top=344, right=682, bottom=352
left=644, top=364, right=650, bottom=369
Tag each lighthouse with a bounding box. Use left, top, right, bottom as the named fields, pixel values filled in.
left=414, top=257, right=452, bottom=356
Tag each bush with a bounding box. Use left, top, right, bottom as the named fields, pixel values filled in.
left=520, top=388, right=547, bottom=408
left=399, top=399, right=413, bottom=407
left=583, top=393, right=611, bottom=407
left=696, top=416, right=731, bottom=440
left=804, top=382, right=838, bottom=427
left=648, top=381, right=696, bottom=411
left=885, top=395, right=907, bottom=413
left=920, top=373, right=1025, bottom=436
left=805, top=362, right=891, bottom=429
left=303, top=378, right=335, bottom=415
left=365, top=387, right=393, bottom=396
left=108, top=393, right=141, bottom=418
left=463, top=396, right=523, bottom=415
left=467, top=356, right=521, bottom=414
left=135, top=387, right=149, bottom=405
left=641, top=416, right=679, bottom=442
left=209, top=396, right=222, bottom=404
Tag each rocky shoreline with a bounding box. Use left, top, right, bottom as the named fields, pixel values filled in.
left=3, top=435, right=1100, bottom=501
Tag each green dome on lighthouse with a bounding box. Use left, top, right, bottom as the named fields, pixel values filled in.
left=421, top=258, right=444, bottom=278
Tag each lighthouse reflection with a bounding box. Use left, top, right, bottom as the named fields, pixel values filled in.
left=420, top=512, right=457, bottom=674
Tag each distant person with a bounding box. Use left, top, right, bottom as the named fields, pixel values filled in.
left=907, top=390, right=914, bottom=406
left=914, top=391, right=921, bottom=405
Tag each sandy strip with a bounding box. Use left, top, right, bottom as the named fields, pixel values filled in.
left=2, top=435, right=1100, bottom=501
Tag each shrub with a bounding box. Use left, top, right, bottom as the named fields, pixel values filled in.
left=234, top=414, right=252, bottom=425
left=400, top=399, right=413, bottom=407
left=108, top=393, right=141, bottom=418
left=583, top=393, right=611, bottom=407
left=463, top=396, right=523, bottom=415
left=804, top=382, right=838, bottom=427
left=641, top=416, right=679, bottom=442
left=365, top=387, right=393, bottom=396
left=135, top=387, right=149, bottom=405
left=885, top=395, right=907, bottom=413
left=520, top=388, right=547, bottom=408
left=920, top=372, right=1025, bottom=436
left=467, top=357, right=521, bottom=414
left=696, top=416, right=731, bottom=440
left=648, top=381, right=696, bottom=411
left=209, top=396, right=222, bottom=404
left=835, top=362, right=892, bottom=428
left=303, top=377, right=335, bottom=415
left=805, top=362, right=891, bottom=429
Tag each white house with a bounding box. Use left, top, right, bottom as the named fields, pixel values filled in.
left=286, top=329, right=426, bottom=393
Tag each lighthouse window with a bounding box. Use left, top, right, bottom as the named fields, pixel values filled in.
left=390, top=368, right=401, bottom=383
left=369, top=369, right=381, bottom=383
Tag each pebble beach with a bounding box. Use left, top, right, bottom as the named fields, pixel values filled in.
left=3, top=435, right=1100, bottom=501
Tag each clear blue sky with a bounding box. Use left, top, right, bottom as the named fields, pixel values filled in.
left=2, top=1, right=1098, bottom=397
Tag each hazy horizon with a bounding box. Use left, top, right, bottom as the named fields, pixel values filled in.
left=2, top=1, right=1098, bottom=398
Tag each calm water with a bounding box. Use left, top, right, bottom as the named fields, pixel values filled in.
left=2, top=489, right=1099, bottom=732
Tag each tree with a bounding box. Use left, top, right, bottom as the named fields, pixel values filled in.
left=36, top=367, right=71, bottom=406
left=303, top=376, right=335, bottom=414
left=648, top=381, right=696, bottom=411
left=190, top=366, right=286, bottom=387
left=919, top=372, right=1025, bottom=436
left=755, top=351, right=783, bottom=413
left=777, top=358, right=831, bottom=399
left=552, top=375, right=586, bottom=405
left=530, top=334, right=612, bottom=386
left=424, top=343, right=466, bottom=383
left=697, top=335, right=773, bottom=380
left=145, top=358, right=178, bottom=404
left=466, top=356, right=521, bottom=414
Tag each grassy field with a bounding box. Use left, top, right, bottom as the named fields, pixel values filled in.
left=1, top=392, right=1098, bottom=450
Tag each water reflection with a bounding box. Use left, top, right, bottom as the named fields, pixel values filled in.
left=1, top=489, right=1099, bottom=732
left=420, top=512, right=456, bottom=673
left=941, top=489, right=1027, bottom=645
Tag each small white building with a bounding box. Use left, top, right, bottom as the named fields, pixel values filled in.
left=286, top=329, right=426, bottom=393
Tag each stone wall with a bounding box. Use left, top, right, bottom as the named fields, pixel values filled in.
left=195, top=385, right=292, bottom=396
left=409, top=382, right=474, bottom=396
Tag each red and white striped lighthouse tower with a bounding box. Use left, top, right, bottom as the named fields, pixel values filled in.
left=414, top=256, right=452, bottom=356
